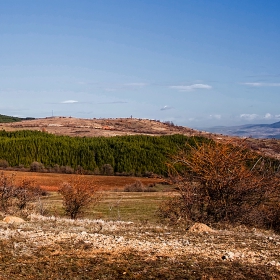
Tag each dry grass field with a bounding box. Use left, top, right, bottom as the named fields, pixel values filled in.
left=0, top=171, right=279, bottom=279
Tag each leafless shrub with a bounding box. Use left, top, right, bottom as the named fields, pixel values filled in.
left=30, top=161, right=45, bottom=172
left=124, top=181, right=156, bottom=192
left=13, top=178, right=43, bottom=210
left=101, top=164, right=114, bottom=176
left=60, top=165, right=75, bottom=174
left=58, top=176, right=101, bottom=219
left=0, top=173, right=45, bottom=214
left=159, top=139, right=280, bottom=232
left=0, top=159, right=9, bottom=168
left=124, top=180, right=145, bottom=192
left=0, top=172, right=15, bottom=213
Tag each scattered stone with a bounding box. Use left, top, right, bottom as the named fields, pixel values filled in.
left=226, top=252, right=235, bottom=259
left=188, top=223, right=215, bottom=233
left=3, top=216, right=25, bottom=224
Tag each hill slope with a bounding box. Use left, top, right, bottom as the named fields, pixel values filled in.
left=1, top=116, right=280, bottom=160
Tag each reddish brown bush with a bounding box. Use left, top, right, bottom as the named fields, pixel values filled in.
left=59, top=177, right=101, bottom=219
left=159, top=139, right=280, bottom=231
left=0, top=173, right=44, bottom=214
left=0, top=172, right=15, bottom=213
left=14, top=178, right=43, bottom=210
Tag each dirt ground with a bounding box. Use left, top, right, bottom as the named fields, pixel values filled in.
left=0, top=170, right=164, bottom=192
left=0, top=215, right=279, bottom=279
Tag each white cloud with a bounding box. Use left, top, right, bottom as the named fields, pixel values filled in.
left=240, top=113, right=278, bottom=121
left=160, top=105, right=172, bottom=111
left=61, top=100, right=78, bottom=104
left=170, top=83, right=212, bottom=92
left=242, top=82, right=280, bottom=87
left=240, top=114, right=259, bottom=120
left=264, top=113, right=273, bottom=119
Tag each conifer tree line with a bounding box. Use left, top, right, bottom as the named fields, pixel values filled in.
left=0, top=130, right=208, bottom=176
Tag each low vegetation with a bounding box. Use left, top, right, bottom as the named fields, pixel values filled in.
left=0, top=172, right=45, bottom=216
left=58, top=176, right=101, bottom=219
left=159, top=140, right=280, bottom=233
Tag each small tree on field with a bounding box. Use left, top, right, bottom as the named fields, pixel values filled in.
left=159, top=139, right=280, bottom=231
left=58, top=177, right=101, bottom=219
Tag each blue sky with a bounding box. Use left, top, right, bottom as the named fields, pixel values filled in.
left=1, top=0, right=280, bottom=127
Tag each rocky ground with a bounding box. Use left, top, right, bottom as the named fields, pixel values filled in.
left=0, top=214, right=279, bottom=279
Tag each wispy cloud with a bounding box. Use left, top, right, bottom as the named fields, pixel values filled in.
left=240, top=113, right=259, bottom=120
left=242, top=82, right=280, bottom=87
left=61, top=100, right=78, bottom=104
left=170, top=83, right=212, bottom=92
left=160, top=105, right=172, bottom=111
left=239, top=113, right=275, bottom=121
left=209, top=114, right=221, bottom=120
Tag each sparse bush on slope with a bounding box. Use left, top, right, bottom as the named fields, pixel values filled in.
left=159, top=139, right=280, bottom=232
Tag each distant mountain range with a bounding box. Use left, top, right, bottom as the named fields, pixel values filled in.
left=204, top=121, right=280, bottom=139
